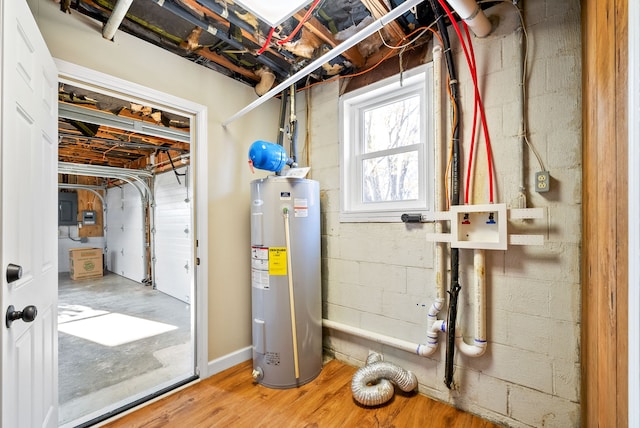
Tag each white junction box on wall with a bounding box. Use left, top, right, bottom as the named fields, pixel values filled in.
left=425, top=203, right=544, bottom=250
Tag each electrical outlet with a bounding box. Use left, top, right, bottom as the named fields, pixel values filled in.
left=535, top=171, right=550, bottom=193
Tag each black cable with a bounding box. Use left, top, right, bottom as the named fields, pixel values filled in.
left=277, top=87, right=289, bottom=146
left=428, top=0, right=462, bottom=390
left=290, top=83, right=298, bottom=165
left=156, top=149, right=186, bottom=185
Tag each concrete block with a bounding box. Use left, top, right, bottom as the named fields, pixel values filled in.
left=327, top=258, right=360, bottom=285
left=553, top=360, right=580, bottom=402
left=321, top=210, right=340, bottom=238
left=522, top=0, right=545, bottom=27
left=506, top=312, right=552, bottom=354
left=549, top=319, right=580, bottom=362
left=358, top=261, right=407, bottom=293
left=534, top=13, right=581, bottom=58
left=546, top=0, right=580, bottom=20
left=489, top=308, right=510, bottom=346
left=485, top=343, right=553, bottom=393
left=323, top=303, right=361, bottom=326
left=546, top=54, right=581, bottom=94
left=546, top=204, right=581, bottom=244
left=549, top=281, right=580, bottom=322
left=381, top=289, right=426, bottom=324
left=481, top=69, right=519, bottom=109
left=311, top=142, right=339, bottom=169
left=504, top=242, right=579, bottom=284
left=508, top=384, right=580, bottom=427
left=545, top=126, right=581, bottom=171
left=322, top=235, right=340, bottom=260
left=406, top=266, right=433, bottom=298
left=449, top=367, right=509, bottom=417
left=359, top=311, right=424, bottom=344
left=528, top=94, right=579, bottom=139
left=494, top=275, right=551, bottom=318
left=328, top=282, right=382, bottom=313
left=319, top=187, right=340, bottom=213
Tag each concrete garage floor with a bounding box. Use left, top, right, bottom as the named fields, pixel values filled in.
left=58, top=272, right=193, bottom=426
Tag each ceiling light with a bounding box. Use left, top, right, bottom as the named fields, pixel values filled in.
left=234, top=0, right=314, bottom=28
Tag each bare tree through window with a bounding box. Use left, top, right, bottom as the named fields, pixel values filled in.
left=362, top=95, right=420, bottom=203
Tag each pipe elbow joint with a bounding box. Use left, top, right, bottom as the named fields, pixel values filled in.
left=455, top=335, right=487, bottom=357
left=417, top=343, right=437, bottom=357
left=427, top=298, right=446, bottom=318
left=431, top=319, right=446, bottom=334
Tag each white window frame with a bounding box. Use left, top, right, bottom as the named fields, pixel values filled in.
left=339, top=63, right=433, bottom=222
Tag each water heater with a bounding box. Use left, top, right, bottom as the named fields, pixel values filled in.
left=250, top=176, right=322, bottom=388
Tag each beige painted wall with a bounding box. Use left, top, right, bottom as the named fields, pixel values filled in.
left=30, top=0, right=278, bottom=361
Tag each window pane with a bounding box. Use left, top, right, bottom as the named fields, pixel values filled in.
left=362, top=151, right=419, bottom=202
left=363, top=95, right=421, bottom=154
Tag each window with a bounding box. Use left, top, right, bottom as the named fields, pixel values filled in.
left=339, top=64, right=433, bottom=222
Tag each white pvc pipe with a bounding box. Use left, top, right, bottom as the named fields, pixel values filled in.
left=222, top=0, right=424, bottom=127
left=446, top=0, right=492, bottom=38
left=323, top=319, right=421, bottom=355
left=416, top=43, right=447, bottom=358
left=456, top=249, right=487, bottom=357
left=433, top=43, right=445, bottom=303
left=417, top=319, right=445, bottom=356
left=102, top=0, right=134, bottom=40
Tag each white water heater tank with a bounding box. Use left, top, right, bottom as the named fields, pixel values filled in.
left=250, top=176, right=322, bottom=388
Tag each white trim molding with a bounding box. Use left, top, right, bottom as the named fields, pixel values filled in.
left=55, top=59, right=210, bottom=379
left=207, top=346, right=252, bottom=376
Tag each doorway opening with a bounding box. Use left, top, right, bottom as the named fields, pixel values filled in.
left=55, top=60, right=208, bottom=427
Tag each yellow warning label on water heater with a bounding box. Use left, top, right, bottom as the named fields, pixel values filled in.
left=268, top=247, right=287, bottom=276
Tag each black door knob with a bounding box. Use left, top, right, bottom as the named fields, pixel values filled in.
left=5, top=305, right=38, bottom=328
left=6, top=263, right=22, bottom=284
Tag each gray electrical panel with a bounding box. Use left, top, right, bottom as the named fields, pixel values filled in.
left=82, top=210, right=97, bottom=225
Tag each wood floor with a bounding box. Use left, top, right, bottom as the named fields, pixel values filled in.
left=103, top=359, right=500, bottom=428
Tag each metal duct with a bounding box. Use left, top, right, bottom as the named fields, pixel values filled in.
left=351, top=352, right=417, bottom=406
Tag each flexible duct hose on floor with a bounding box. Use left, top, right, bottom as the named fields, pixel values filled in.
left=351, top=353, right=418, bottom=406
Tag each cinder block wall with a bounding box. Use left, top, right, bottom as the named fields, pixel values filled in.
left=307, top=1, right=581, bottom=426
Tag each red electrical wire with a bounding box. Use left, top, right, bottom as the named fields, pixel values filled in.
left=257, top=27, right=275, bottom=55
left=436, top=0, right=494, bottom=204
left=463, top=20, right=480, bottom=206
left=464, top=21, right=493, bottom=205
left=277, top=0, right=321, bottom=46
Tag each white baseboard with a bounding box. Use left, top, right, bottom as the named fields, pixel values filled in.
left=206, top=346, right=252, bottom=378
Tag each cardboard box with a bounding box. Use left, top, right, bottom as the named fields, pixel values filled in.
left=69, top=248, right=103, bottom=280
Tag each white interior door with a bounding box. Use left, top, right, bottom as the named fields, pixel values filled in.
left=1, top=1, right=59, bottom=427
